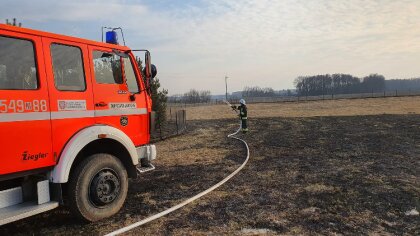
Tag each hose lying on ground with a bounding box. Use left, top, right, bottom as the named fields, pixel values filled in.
left=105, top=115, right=249, bottom=235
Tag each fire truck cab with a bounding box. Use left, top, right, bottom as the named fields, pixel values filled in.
left=0, top=24, right=157, bottom=225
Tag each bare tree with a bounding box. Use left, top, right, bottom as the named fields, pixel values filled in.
left=199, top=90, right=211, bottom=103
left=181, top=89, right=212, bottom=103
left=242, top=86, right=275, bottom=97
left=361, top=74, right=385, bottom=92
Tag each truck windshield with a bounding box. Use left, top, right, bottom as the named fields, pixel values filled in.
left=123, top=57, right=139, bottom=94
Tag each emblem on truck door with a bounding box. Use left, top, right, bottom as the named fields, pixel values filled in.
left=57, top=100, right=87, bottom=111
left=58, top=101, right=66, bottom=110
left=120, top=116, right=128, bottom=126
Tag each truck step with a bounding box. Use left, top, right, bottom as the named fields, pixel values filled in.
left=136, top=163, right=155, bottom=173
left=0, top=187, right=23, bottom=208
left=0, top=201, right=58, bottom=226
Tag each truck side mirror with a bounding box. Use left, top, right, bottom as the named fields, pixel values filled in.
left=151, top=64, right=157, bottom=79
left=132, top=49, right=156, bottom=80
left=142, top=64, right=157, bottom=80
left=144, top=51, right=151, bottom=78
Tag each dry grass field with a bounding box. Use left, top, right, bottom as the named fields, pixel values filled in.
left=185, top=96, right=420, bottom=120
left=1, top=97, right=419, bottom=235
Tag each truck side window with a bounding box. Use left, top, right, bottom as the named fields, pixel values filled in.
left=123, top=57, right=140, bottom=93
left=0, top=35, right=38, bottom=90
left=51, top=44, right=86, bottom=91
left=92, top=51, right=123, bottom=84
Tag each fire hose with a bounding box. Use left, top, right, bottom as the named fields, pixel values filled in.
left=105, top=101, right=249, bottom=236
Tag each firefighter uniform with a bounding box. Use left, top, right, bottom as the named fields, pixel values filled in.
left=232, top=99, right=248, bottom=133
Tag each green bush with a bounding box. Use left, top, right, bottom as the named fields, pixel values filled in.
left=150, top=77, right=168, bottom=125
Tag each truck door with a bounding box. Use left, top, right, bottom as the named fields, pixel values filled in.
left=89, top=46, right=148, bottom=146
left=42, top=38, right=95, bottom=158
left=0, top=31, right=53, bottom=175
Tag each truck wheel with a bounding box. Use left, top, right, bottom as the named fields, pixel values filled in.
left=67, top=153, right=128, bottom=222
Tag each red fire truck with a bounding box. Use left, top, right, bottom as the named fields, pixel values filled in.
left=0, top=24, right=158, bottom=225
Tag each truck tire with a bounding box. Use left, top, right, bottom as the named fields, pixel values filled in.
left=67, top=153, right=128, bottom=222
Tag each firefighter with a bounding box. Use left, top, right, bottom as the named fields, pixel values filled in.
left=231, top=99, right=248, bottom=133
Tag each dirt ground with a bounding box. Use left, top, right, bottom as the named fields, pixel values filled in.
left=1, top=97, right=419, bottom=235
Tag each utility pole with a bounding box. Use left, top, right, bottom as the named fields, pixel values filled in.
left=225, top=75, right=229, bottom=101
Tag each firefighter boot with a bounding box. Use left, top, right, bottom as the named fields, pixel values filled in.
left=241, top=119, right=248, bottom=134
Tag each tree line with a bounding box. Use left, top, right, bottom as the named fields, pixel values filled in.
left=386, top=78, right=420, bottom=90
left=168, top=76, right=420, bottom=104
left=242, top=86, right=275, bottom=97
left=168, top=89, right=212, bottom=103
left=294, top=74, right=385, bottom=96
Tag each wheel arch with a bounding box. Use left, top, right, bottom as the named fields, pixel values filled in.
left=49, top=125, right=139, bottom=183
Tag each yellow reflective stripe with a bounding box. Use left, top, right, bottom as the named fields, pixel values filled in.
left=241, top=117, right=247, bottom=120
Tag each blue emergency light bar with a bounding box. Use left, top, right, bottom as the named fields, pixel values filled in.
left=102, top=27, right=125, bottom=45
left=106, top=31, right=118, bottom=45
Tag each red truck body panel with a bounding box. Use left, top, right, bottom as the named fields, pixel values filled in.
left=0, top=24, right=151, bottom=175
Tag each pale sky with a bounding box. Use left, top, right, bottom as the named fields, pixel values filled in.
left=2, top=0, right=420, bottom=95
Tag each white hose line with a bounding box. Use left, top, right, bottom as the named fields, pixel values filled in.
left=105, top=124, right=249, bottom=236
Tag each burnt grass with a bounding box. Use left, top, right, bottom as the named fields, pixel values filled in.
left=1, top=115, right=419, bottom=235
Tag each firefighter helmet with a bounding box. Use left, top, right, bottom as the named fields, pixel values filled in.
left=239, top=99, right=246, bottom=105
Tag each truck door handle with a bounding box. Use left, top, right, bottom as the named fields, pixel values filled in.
left=95, top=102, right=107, bottom=107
